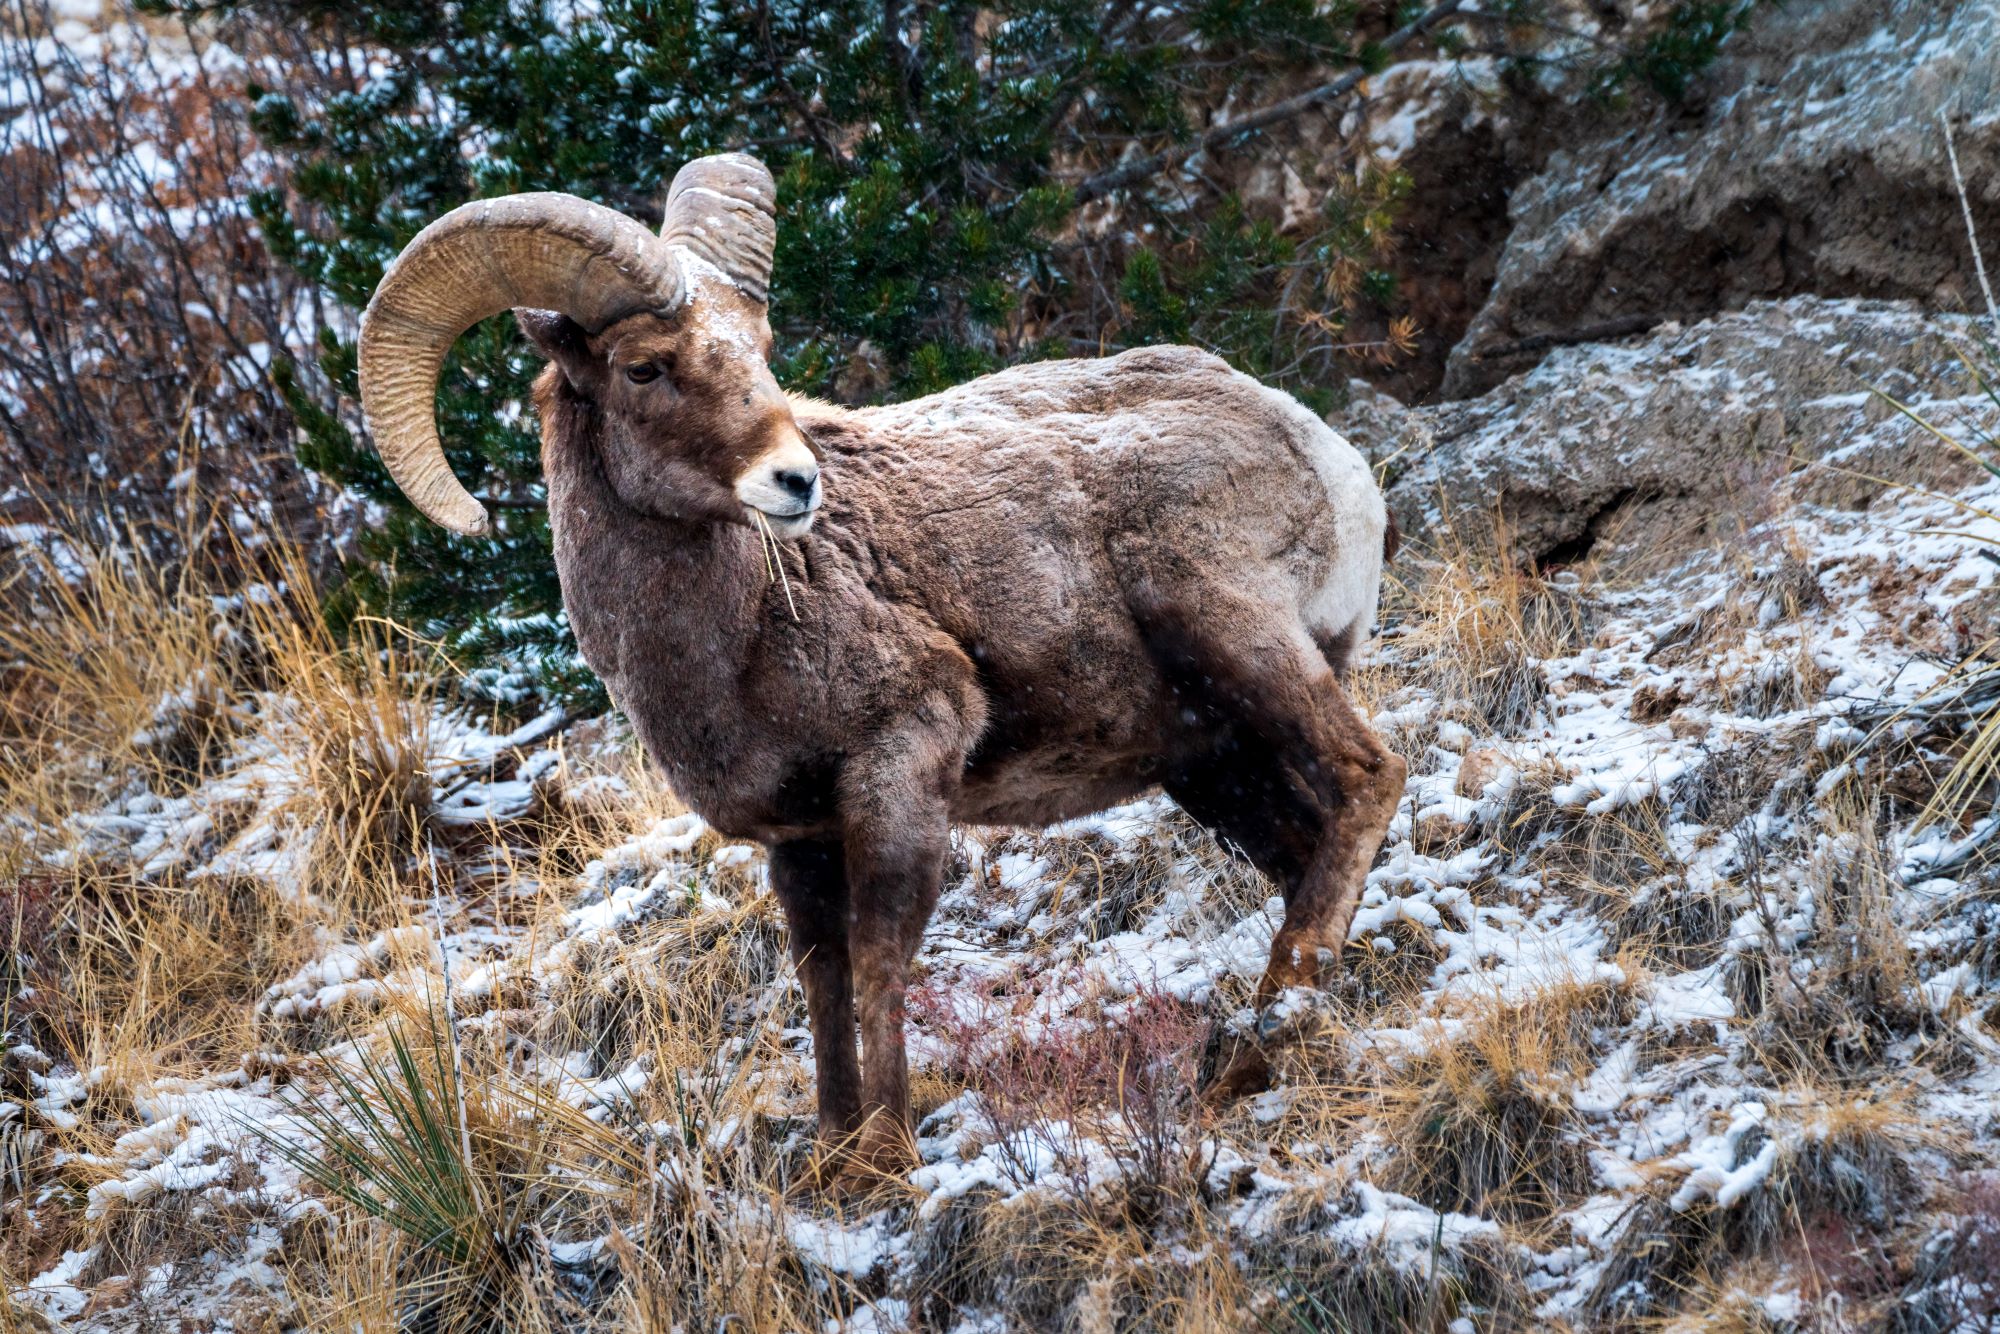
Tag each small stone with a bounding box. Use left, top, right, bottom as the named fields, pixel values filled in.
left=1414, top=811, right=1463, bottom=848
left=1455, top=745, right=1510, bottom=799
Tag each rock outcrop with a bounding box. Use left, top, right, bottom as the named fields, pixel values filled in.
left=1385, top=297, right=1992, bottom=567
left=1440, top=0, right=2000, bottom=397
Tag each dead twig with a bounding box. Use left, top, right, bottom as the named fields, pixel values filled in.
left=1941, top=109, right=2000, bottom=330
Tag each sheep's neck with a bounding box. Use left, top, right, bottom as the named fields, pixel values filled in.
left=545, top=436, right=764, bottom=735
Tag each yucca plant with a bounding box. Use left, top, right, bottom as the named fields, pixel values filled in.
left=261, top=1016, right=515, bottom=1329
left=257, top=1011, right=637, bottom=1331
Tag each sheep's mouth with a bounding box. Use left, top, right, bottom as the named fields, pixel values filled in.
left=747, top=504, right=817, bottom=539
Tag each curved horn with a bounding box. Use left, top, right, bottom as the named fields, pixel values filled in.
left=660, top=153, right=778, bottom=304
left=359, top=193, right=683, bottom=536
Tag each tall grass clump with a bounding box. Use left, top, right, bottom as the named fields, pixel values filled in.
left=1743, top=787, right=1935, bottom=1081
left=1392, top=510, right=1595, bottom=735
left=0, top=528, right=235, bottom=796
left=257, top=868, right=848, bottom=1330
left=1370, top=977, right=1628, bottom=1227
left=263, top=1011, right=645, bottom=1332
left=2, top=506, right=459, bottom=907
left=0, top=512, right=479, bottom=1305
left=1590, top=1088, right=1939, bottom=1326
left=1, top=523, right=316, bottom=1070
left=247, top=603, right=443, bottom=913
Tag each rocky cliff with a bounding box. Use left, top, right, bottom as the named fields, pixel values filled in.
left=1349, top=0, right=2000, bottom=406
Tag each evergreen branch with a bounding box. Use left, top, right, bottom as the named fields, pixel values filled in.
left=755, top=0, right=846, bottom=168
left=1070, top=0, right=1470, bottom=205
left=1035, top=0, right=1143, bottom=144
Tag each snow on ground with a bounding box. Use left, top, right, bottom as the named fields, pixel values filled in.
left=10, top=436, right=2000, bottom=1327
left=8, top=2, right=1998, bottom=1324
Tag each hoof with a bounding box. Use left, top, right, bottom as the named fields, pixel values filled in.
left=1255, top=985, right=1338, bottom=1045
left=796, top=1119, right=916, bottom=1196
left=799, top=1155, right=843, bottom=1195
left=1199, top=985, right=1341, bottom=1106
left=843, top=1113, right=917, bottom=1184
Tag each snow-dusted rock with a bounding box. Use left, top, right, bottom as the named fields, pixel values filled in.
left=1444, top=0, right=2000, bottom=396
left=1392, top=297, right=1989, bottom=564
left=1329, top=376, right=1436, bottom=467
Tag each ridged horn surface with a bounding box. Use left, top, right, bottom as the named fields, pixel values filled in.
left=358, top=193, right=683, bottom=535
left=660, top=153, right=778, bottom=304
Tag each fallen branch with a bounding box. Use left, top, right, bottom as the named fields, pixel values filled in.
left=1908, top=811, right=2000, bottom=884
left=1071, top=0, right=1471, bottom=205
left=1462, top=313, right=1665, bottom=364
left=431, top=705, right=572, bottom=794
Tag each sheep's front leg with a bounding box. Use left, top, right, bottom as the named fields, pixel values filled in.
left=840, top=709, right=965, bottom=1176
left=767, top=839, right=862, bottom=1151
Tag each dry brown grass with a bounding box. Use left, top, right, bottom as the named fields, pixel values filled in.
left=1388, top=509, right=1597, bottom=737
left=1741, top=787, right=1934, bottom=1082
left=902, top=1188, right=1256, bottom=1332
left=1591, top=1085, right=1943, bottom=1326
left=0, top=521, right=443, bottom=1067
left=0, top=523, right=544, bottom=1324
left=1, top=494, right=1976, bottom=1332
left=265, top=999, right=828, bottom=1334
left=1366, top=976, right=1633, bottom=1228
left=1242, top=1210, right=1530, bottom=1333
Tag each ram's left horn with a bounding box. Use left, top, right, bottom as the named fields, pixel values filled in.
left=660, top=153, right=779, bottom=305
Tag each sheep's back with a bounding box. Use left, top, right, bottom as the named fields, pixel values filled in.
left=825, top=344, right=1383, bottom=641
left=791, top=346, right=1385, bottom=823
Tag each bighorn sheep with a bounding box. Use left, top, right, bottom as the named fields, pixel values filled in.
left=359, top=153, right=1406, bottom=1172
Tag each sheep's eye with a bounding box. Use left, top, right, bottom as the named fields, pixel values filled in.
left=625, top=363, right=661, bottom=384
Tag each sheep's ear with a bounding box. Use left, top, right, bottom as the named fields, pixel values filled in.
left=513, top=308, right=599, bottom=389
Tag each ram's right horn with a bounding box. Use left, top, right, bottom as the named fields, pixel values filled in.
left=358, top=192, right=684, bottom=535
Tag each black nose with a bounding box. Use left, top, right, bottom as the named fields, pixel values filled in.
left=775, top=467, right=819, bottom=502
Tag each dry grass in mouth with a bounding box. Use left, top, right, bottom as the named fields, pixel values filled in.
left=751, top=510, right=802, bottom=621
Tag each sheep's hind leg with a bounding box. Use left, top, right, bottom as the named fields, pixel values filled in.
left=1164, top=723, right=1317, bottom=898
left=1145, top=596, right=1406, bottom=1095
left=1249, top=669, right=1404, bottom=1001
left=1164, top=728, right=1319, bottom=1099
left=768, top=839, right=863, bottom=1176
